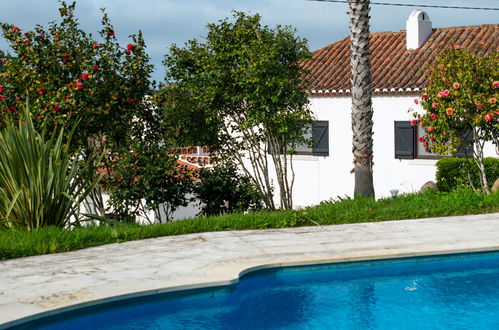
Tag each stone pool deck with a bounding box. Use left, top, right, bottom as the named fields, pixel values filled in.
left=1, top=212, right=499, bottom=326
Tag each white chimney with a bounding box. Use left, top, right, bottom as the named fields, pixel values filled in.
left=406, top=10, right=432, bottom=50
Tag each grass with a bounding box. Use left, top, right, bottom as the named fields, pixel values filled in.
left=1, top=188, right=498, bottom=261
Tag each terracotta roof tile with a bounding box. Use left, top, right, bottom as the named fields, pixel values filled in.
left=303, top=24, right=498, bottom=95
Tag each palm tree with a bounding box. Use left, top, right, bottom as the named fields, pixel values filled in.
left=348, top=0, right=375, bottom=197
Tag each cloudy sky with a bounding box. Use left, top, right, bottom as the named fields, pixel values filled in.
left=0, top=0, right=497, bottom=82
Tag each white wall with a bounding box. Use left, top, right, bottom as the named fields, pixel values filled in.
left=286, top=94, right=497, bottom=208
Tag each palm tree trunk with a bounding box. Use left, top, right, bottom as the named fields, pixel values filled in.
left=349, top=0, right=375, bottom=198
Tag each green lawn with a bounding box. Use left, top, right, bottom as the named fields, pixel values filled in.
left=1, top=188, right=498, bottom=261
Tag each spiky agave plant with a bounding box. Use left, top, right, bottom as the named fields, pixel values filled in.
left=0, top=106, right=102, bottom=230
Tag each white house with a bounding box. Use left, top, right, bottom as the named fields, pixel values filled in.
left=286, top=11, right=497, bottom=207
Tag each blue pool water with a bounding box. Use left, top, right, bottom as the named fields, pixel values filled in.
left=7, top=251, right=499, bottom=329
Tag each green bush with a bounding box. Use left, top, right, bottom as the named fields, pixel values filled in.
left=0, top=108, right=102, bottom=230
left=194, top=163, right=263, bottom=216
left=436, top=157, right=499, bottom=192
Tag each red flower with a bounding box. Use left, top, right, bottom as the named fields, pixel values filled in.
left=8, top=106, right=15, bottom=112
left=107, top=29, right=115, bottom=37
left=493, top=81, right=499, bottom=88
left=418, top=137, right=425, bottom=142
left=54, top=105, right=60, bottom=112
left=76, top=82, right=84, bottom=90
left=81, top=73, right=89, bottom=81
left=38, top=88, right=46, bottom=94
left=129, top=97, right=136, bottom=103
left=454, top=45, right=461, bottom=50
left=0, top=95, right=6, bottom=99
left=93, top=64, right=99, bottom=72
left=422, top=93, right=428, bottom=101
left=37, top=115, right=42, bottom=120
left=54, top=37, right=59, bottom=42
left=21, top=121, right=26, bottom=125
left=1, top=58, right=5, bottom=63
left=485, top=114, right=493, bottom=122
left=422, top=141, right=429, bottom=147
left=125, top=49, right=131, bottom=56
left=23, top=40, right=31, bottom=44
left=62, top=54, right=69, bottom=61
left=15, top=97, right=21, bottom=101
left=410, top=119, right=417, bottom=126
left=413, top=98, right=419, bottom=105
left=12, top=26, right=20, bottom=33
left=0, top=86, right=4, bottom=92
left=117, top=178, right=121, bottom=182
left=21, top=56, right=26, bottom=60
left=430, top=114, right=436, bottom=120
left=127, top=43, right=135, bottom=51
left=92, top=44, right=99, bottom=49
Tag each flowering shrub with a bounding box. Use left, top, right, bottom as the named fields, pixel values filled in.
left=412, top=45, right=498, bottom=193
left=0, top=2, right=190, bottom=219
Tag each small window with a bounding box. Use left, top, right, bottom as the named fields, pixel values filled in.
left=394, top=121, right=472, bottom=159
left=294, top=120, right=329, bottom=156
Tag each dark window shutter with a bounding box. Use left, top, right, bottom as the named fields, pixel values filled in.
left=312, top=120, right=329, bottom=156
left=394, top=121, right=415, bottom=159
left=454, top=128, right=473, bottom=158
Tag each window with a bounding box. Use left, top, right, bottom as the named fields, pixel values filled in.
left=294, top=120, right=329, bottom=156
left=394, top=121, right=472, bottom=159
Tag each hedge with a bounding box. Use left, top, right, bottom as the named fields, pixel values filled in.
left=436, top=157, right=499, bottom=192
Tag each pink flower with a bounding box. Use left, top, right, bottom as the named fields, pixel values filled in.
left=431, top=102, right=438, bottom=108
left=418, top=137, right=425, bottom=142
left=117, top=178, right=121, bottom=182
left=485, top=114, right=493, bottom=121
left=476, top=103, right=483, bottom=109
left=410, top=119, right=417, bottom=126
left=93, top=64, right=99, bottom=72
left=413, top=98, right=419, bottom=105
left=38, top=88, right=46, bottom=94
left=1, top=58, right=5, bottom=63
left=427, top=126, right=434, bottom=133
left=15, top=97, right=21, bottom=101
left=493, top=81, right=499, bottom=88
left=422, top=141, right=429, bottom=147
left=422, top=93, right=428, bottom=101
left=37, top=115, right=42, bottom=120
left=490, top=98, right=497, bottom=104
left=430, top=114, right=436, bottom=120
left=21, top=56, right=26, bottom=60
left=452, top=82, right=460, bottom=89
left=454, top=45, right=461, bottom=50
left=76, top=82, right=84, bottom=90
left=437, top=92, right=444, bottom=98
left=442, top=89, right=450, bottom=97
left=81, top=73, right=89, bottom=81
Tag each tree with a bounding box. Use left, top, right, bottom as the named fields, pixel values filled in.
left=0, top=1, right=154, bottom=215
left=348, top=0, right=375, bottom=198
left=161, top=12, right=313, bottom=210
left=412, top=45, right=498, bottom=194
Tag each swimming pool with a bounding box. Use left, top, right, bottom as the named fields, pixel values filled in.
left=5, top=251, right=499, bottom=329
